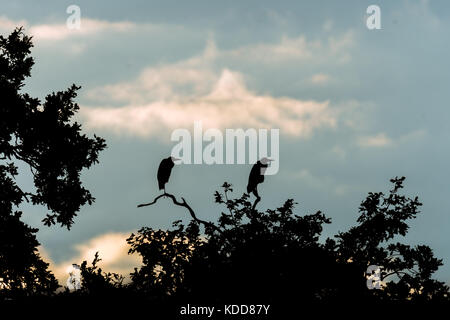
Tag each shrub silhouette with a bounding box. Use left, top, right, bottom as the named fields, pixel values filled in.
left=78, top=252, right=125, bottom=295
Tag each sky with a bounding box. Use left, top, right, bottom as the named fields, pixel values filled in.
left=1, top=0, right=449, bottom=285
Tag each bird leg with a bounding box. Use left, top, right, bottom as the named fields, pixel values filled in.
left=252, top=196, right=261, bottom=211
left=251, top=188, right=261, bottom=211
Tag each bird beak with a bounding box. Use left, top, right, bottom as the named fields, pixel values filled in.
left=172, top=157, right=181, bottom=162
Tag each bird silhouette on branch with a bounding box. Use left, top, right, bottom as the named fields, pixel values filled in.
left=137, top=155, right=274, bottom=239
left=137, top=156, right=226, bottom=235
left=137, top=155, right=273, bottom=217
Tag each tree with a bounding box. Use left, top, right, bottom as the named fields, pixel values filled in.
left=0, top=28, right=106, bottom=297
left=335, top=177, right=449, bottom=302
left=131, top=179, right=449, bottom=306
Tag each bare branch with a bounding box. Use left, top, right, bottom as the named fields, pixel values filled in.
left=137, top=194, right=166, bottom=207
left=138, top=192, right=226, bottom=237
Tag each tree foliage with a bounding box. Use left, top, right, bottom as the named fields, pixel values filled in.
left=127, top=178, right=449, bottom=305
left=0, top=28, right=106, bottom=297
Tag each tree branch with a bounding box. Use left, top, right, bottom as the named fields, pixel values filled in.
left=138, top=192, right=226, bottom=237
left=137, top=193, right=167, bottom=207
left=224, top=189, right=234, bottom=217
left=382, top=270, right=412, bottom=281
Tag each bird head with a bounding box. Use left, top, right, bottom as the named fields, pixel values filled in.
left=260, top=157, right=274, bottom=165
left=170, top=156, right=181, bottom=164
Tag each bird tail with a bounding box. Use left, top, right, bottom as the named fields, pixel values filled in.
left=158, top=181, right=164, bottom=190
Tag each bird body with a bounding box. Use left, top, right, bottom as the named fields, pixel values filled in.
left=157, top=157, right=176, bottom=192
left=247, top=160, right=270, bottom=198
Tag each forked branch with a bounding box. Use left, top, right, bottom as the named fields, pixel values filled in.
left=138, top=193, right=225, bottom=237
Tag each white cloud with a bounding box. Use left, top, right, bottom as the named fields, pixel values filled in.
left=1, top=14, right=354, bottom=65
left=85, top=39, right=218, bottom=104
left=292, top=169, right=351, bottom=196
left=39, top=232, right=140, bottom=285
left=0, top=16, right=180, bottom=57
left=328, top=30, right=354, bottom=54
left=1, top=15, right=353, bottom=140
left=81, top=67, right=336, bottom=138
left=222, top=31, right=354, bottom=64
left=0, top=16, right=135, bottom=41
left=226, top=35, right=316, bottom=62
left=357, top=130, right=427, bottom=148
left=0, top=16, right=27, bottom=32
left=29, top=18, right=135, bottom=41
left=358, top=133, right=393, bottom=148
left=310, top=73, right=331, bottom=85
left=78, top=37, right=344, bottom=139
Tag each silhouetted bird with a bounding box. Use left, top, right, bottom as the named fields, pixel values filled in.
left=157, top=156, right=180, bottom=193
left=247, top=158, right=273, bottom=199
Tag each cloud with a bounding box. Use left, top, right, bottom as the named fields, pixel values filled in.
left=222, top=31, right=354, bottom=64
left=81, top=68, right=336, bottom=139
left=85, top=39, right=218, bottom=104
left=0, top=15, right=135, bottom=41
left=0, top=16, right=27, bottom=32
left=226, top=35, right=316, bottom=62
left=291, top=169, right=351, bottom=196
left=1, top=16, right=180, bottom=56
left=1, top=15, right=353, bottom=139
left=29, top=18, right=135, bottom=41
left=39, top=232, right=140, bottom=285
left=397, top=129, right=427, bottom=144
left=1, top=14, right=354, bottom=65
left=357, top=130, right=427, bottom=148
left=310, top=73, right=331, bottom=85
left=79, top=37, right=343, bottom=139
left=358, top=133, right=393, bottom=148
